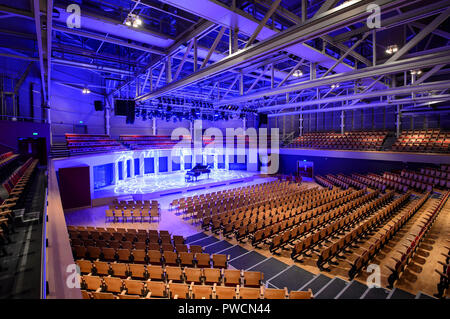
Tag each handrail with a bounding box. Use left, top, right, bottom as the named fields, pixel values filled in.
left=46, top=159, right=82, bottom=299
left=40, top=185, right=48, bottom=299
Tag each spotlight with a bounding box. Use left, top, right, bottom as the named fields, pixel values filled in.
left=293, top=70, right=303, bottom=77
left=134, top=16, right=142, bottom=26
left=331, top=83, right=340, bottom=89
left=82, top=88, right=91, bottom=94
left=410, top=70, right=422, bottom=75
left=385, top=44, right=398, bottom=55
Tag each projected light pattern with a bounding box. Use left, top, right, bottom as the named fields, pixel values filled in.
left=113, top=170, right=253, bottom=194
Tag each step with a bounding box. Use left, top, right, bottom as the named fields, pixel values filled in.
left=387, top=288, right=415, bottom=299
left=415, top=291, right=437, bottom=299
left=300, top=274, right=332, bottom=295
left=361, top=286, right=390, bottom=299
left=336, top=280, right=368, bottom=299
left=315, top=277, right=348, bottom=299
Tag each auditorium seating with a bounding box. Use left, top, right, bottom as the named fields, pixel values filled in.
left=288, top=131, right=387, bottom=151
left=314, top=176, right=334, bottom=190
left=0, top=157, right=39, bottom=259
left=391, top=129, right=450, bottom=153
left=106, top=199, right=160, bottom=223
left=386, top=191, right=450, bottom=288
left=65, top=134, right=126, bottom=155
left=72, top=225, right=314, bottom=299
left=80, top=276, right=312, bottom=299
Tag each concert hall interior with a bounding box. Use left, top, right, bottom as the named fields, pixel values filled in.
left=0, top=0, right=449, bottom=302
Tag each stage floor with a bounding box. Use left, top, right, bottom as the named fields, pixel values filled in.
left=93, top=170, right=259, bottom=199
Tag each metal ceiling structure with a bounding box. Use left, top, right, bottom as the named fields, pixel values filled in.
left=0, top=0, right=449, bottom=120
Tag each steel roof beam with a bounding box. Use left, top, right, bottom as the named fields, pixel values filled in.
left=258, top=81, right=450, bottom=112
left=136, top=0, right=409, bottom=102
left=217, top=47, right=450, bottom=105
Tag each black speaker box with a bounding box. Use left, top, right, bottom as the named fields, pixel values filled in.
left=114, top=99, right=128, bottom=116
left=259, top=113, right=268, bottom=125
left=126, top=100, right=136, bottom=124
left=94, top=100, right=104, bottom=111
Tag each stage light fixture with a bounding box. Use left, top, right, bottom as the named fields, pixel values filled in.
left=385, top=44, right=398, bottom=55
left=293, top=70, right=303, bottom=77
left=82, top=88, right=91, bottom=94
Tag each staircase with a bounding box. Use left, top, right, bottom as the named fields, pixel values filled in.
left=281, top=132, right=297, bottom=147
left=297, top=274, right=435, bottom=300
left=50, top=143, right=70, bottom=158
left=381, top=132, right=398, bottom=151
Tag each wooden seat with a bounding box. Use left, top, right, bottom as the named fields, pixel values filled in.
left=212, top=254, right=228, bottom=268
left=92, top=291, right=117, bottom=299
left=215, top=285, right=237, bottom=299
left=179, top=252, right=195, bottom=267
left=243, top=271, right=263, bottom=287
left=196, top=253, right=211, bottom=267
left=239, top=286, right=262, bottom=299
left=263, top=287, right=288, bottom=299
left=132, top=249, right=147, bottom=264
left=289, top=289, right=313, bottom=299
left=148, top=250, right=163, bottom=265
left=147, top=280, right=167, bottom=298
left=189, top=245, right=203, bottom=253
left=117, top=249, right=131, bottom=262
left=111, top=262, right=129, bottom=278
left=191, top=284, right=213, bottom=299
left=224, top=269, right=241, bottom=286
left=128, top=263, right=147, bottom=280
left=82, top=275, right=103, bottom=291
left=168, top=282, right=189, bottom=299
left=204, top=267, right=221, bottom=285
left=163, top=251, right=179, bottom=266
left=101, top=247, right=116, bottom=261
left=104, top=276, right=123, bottom=293
left=123, top=279, right=145, bottom=296
left=165, top=266, right=184, bottom=282
left=185, top=267, right=202, bottom=284
left=147, top=265, right=165, bottom=281
left=76, top=260, right=93, bottom=274
left=81, top=290, right=92, bottom=299
left=92, top=261, right=110, bottom=276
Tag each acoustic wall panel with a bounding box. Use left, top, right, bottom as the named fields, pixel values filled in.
left=58, top=166, right=91, bottom=210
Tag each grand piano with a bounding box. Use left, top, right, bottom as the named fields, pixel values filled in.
left=185, top=164, right=211, bottom=182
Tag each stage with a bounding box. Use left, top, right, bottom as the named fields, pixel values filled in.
left=91, top=169, right=261, bottom=206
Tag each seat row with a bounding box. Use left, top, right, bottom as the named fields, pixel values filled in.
left=80, top=276, right=313, bottom=299
left=386, top=191, right=450, bottom=288
left=316, top=192, right=411, bottom=273
left=77, top=260, right=262, bottom=287
left=68, top=226, right=179, bottom=244
left=105, top=208, right=160, bottom=223
left=291, top=191, right=393, bottom=261
left=346, top=192, right=430, bottom=279
left=252, top=190, right=368, bottom=248
left=314, top=176, right=334, bottom=189
left=73, top=245, right=229, bottom=269
left=71, top=237, right=199, bottom=253
left=269, top=190, right=376, bottom=253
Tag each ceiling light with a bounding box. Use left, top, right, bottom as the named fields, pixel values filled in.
left=293, top=70, right=303, bottom=77
left=385, top=44, right=398, bottom=55
left=134, top=16, right=142, bottom=26
left=331, top=83, right=340, bottom=89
